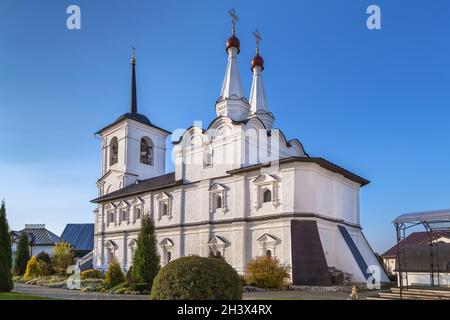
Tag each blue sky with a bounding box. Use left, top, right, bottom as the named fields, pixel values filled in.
left=0, top=0, right=449, bottom=253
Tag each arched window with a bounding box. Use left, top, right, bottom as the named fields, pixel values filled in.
left=140, top=137, right=154, bottom=165
left=110, top=137, right=119, bottom=166
left=216, top=251, right=222, bottom=258
left=265, top=250, right=272, bottom=258
left=263, top=189, right=272, bottom=203
left=216, top=195, right=222, bottom=209
left=166, top=251, right=172, bottom=263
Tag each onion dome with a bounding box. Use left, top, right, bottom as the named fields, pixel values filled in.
left=226, top=35, right=240, bottom=54
left=251, top=54, right=264, bottom=71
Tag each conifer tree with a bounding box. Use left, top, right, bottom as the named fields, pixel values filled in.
left=0, top=200, right=13, bottom=292
left=131, top=214, right=160, bottom=288
left=14, top=233, right=30, bottom=276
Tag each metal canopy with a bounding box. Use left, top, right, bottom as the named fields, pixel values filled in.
left=393, top=208, right=450, bottom=299
left=394, top=209, right=450, bottom=224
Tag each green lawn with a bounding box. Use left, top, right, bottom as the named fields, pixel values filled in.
left=0, top=292, right=54, bottom=300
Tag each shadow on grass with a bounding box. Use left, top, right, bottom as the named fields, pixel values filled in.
left=0, top=292, right=57, bottom=300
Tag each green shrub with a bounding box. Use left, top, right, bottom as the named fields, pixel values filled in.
left=51, top=242, right=74, bottom=274
left=104, top=259, right=125, bottom=288
left=81, top=269, right=103, bottom=280
left=150, top=256, right=242, bottom=300
left=109, top=282, right=129, bottom=294
left=13, top=233, right=30, bottom=276
left=36, top=252, right=52, bottom=276
left=245, top=256, right=289, bottom=289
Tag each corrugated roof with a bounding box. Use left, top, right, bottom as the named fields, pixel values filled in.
left=60, top=224, right=94, bottom=251
left=381, top=231, right=450, bottom=257
left=17, top=226, right=62, bottom=246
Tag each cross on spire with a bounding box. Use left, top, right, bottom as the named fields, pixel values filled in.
left=228, top=8, right=239, bottom=35
left=131, top=46, right=136, bottom=65
left=253, top=30, right=262, bottom=54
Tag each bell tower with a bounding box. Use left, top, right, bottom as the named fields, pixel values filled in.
left=95, top=49, right=171, bottom=196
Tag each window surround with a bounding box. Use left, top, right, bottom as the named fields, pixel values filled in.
left=209, top=183, right=228, bottom=215
left=104, top=240, right=118, bottom=265
left=207, top=235, right=228, bottom=258
left=117, top=200, right=130, bottom=225
left=257, top=234, right=279, bottom=257
left=105, top=202, right=117, bottom=227
left=159, top=238, right=174, bottom=265
left=128, top=239, right=137, bottom=267
left=156, top=192, right=172, bottom=221
left=130, top=197, right=144, bottom=224
left=253, top=173, right=280, bottom=210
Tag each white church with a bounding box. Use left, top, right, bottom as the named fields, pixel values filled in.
left=91, top=13, right=388, bottom=285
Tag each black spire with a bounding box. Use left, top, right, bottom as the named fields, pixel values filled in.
left=130, top=47, right=137, bottom=113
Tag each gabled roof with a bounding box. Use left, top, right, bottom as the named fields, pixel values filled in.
left=95, top=112, right=171, bottom=135
left=91, top=172, right=181, bottom=203
left=17, top=225, right=62, bottom=246
left=60, top=224, right=94, bottom=251
left=381, top=231, right=450, bottom=257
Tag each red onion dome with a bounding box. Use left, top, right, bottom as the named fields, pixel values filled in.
left=226, top=35, right=240, bottom=54
left=251, top=54, right=264, bottom=71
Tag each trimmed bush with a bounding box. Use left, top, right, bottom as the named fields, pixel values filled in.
left=14, top=233, right=30, bottom=276
left=0, top=200, right=13, bottom=292
left=51, top=242, right=75, bottom=274
left=131, top=215, right=160, bottom=291
left=245, top=256, right=289, bottom=289
left=104, top=259, right=125, bottom=288
left=81, top=269, right=103, bottom=280
left=150, top=256, right=242, bottom=300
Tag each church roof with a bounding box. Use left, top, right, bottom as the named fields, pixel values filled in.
left=91, top=172, right=181, bottom=203
left=92, top=156, right=368, bottom=204
left=95, top=112, right=171, bottom=135
left=227, top=156, right=370, bottom=187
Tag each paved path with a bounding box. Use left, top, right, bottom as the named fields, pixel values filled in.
left=243, top=290, right=381, bottom=300
left=13, top=283, right=150, bottom=300
left=13, top=283, right=381, bottom=300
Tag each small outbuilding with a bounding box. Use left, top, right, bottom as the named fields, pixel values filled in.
left=11, top=224, right=62, bottom=257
